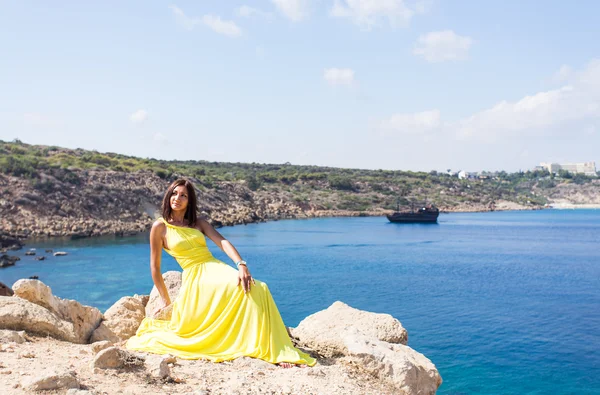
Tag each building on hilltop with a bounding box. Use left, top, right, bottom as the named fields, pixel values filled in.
left=458, top=170, right=479, bottom=180
left=536, top=162, right=597, bottom=176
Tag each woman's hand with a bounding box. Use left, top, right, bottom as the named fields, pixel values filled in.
left=237, top=264, right=255, bottom=293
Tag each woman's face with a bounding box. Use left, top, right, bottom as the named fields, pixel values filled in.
left=170, top=185, right=189, bottom=213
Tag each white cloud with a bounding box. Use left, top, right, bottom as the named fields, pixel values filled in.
left=129, top=109, right=148, bottom=124
left=578, top=59, right=600, bottom=87
left=331, top=0, right=415, bottom=30
left=271, top=0, right=310, bottom=21
left=583, top=125, right=596, bottom=135
left=324, top=68, right=355, bottom=86
left=202, top=15, right=242, bottom=37
left=169, top=5, right=242, bottom=37
left=236, top=5, right=273, bottom=19
left=169, top=5, right=201, bottom=30
left=414, top=0, right=433, bottom=14
left=379, top=59, right=600, bottom=144
left=413, top=30, right=473, bottom=63
left=380, top=110, right=441, bottom=134
left=552, top=64, right=572, bottom=84
left=456, top=85, right=587, bottom=141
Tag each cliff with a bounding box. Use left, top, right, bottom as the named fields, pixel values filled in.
left=1, top=141, right=599, bottom=242
left=0, top=170, right=391, bottom=241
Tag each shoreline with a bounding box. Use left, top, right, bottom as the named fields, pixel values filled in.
left=547, top=203, right=600, bottom=209
left=1, top=205, right=544, bottom=249
left=7, top=202, right=600, bottom=248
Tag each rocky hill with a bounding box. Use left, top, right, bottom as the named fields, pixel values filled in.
left=0, top=140, right=599, bottom=242
left=0, top=170, right=386, bottom=240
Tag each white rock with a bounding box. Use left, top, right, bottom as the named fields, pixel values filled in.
left=11, top=280, right=102, bottom=343
left=292, top=301, right=408, bottom=357
left=91, top=346, right=144, bottom=370
left=21, top=370, right=79, bottom=391
left=0, top=329, right=27, bottom=344
left=342, top=327, right=442, bottom=395
left=291, top=301, right=441, bottom=394
left=132, top=294, right=150, bottom=307
left=145, top=354, right=174, bottom=379
left=90, top=296, right=145, bottom=342
left=145, top=271, right=182, bottom=319
left=53, top=251, right=68, bottom=256
left=153, top=303, right=173, bottom=321
left=90, top=340, right=113, bottom=354
left=0, top=296, right=79, bottom=343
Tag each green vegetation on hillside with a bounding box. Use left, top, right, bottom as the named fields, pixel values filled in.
left=1, top=139, right=597, bottom=211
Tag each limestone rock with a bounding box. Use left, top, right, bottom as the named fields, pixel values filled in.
left=11, top=279, right=102, bottom=343
left=133, top=294, right=150, bottom=307
left=145, top=271, right=182, bottom=318
left=0, top=329, right=27, bottom=344
left=0, top=296, right=79, bottom=343
left=89, top=322, right=120, bottom=344
left=145, top=354, right=176, bottom=379
left=91, top=346, right=145, bottom=369
left=21, top=370, right=79, bottom=391
left=0, top=233, right=23, bottom=250
left=90, top=340, right=113, bottom=354
left=154, top=303, right=173, bottom=321
left=12, top=279, right=58, bottom=311
left=291, top=301, right=441, bottom=394
left=0, top=254, right=19, bottom=268
left=342, top=328, right=442, bottom=395
left=0, top=281, right=14, bottom=296
left=291, top=301, right=408, bottom=357
left=90, top=296, right=145, bottom=342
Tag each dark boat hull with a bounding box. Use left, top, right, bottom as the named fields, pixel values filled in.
left=387, top=212, right=439, bottom=223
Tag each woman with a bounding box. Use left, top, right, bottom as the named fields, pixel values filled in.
left=126, top=179, right=315, bottom=367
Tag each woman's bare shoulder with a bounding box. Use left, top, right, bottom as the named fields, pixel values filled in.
left=196, top=218, right=209, bottom=231
left=151, top=219, right=167, bottom=232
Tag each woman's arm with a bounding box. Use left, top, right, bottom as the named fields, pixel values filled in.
left=198, top=219, right=242, bottom=261
left=150, top=220, right=171, bottom=310
left=198, top=219, right=254, bottom=293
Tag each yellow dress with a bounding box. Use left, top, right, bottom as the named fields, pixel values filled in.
left=126, top=218, right=316, bottom=366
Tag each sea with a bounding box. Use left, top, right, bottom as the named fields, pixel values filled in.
left=2, top=210, right=599, bottom=394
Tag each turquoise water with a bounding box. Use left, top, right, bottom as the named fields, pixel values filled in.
left=2, top=210, right=600, bottom=394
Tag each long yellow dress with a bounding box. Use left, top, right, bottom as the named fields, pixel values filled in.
left=126, top=218, right=316, bottom=366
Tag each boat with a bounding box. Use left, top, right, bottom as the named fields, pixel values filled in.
left=387, top=201, right=439, bottom=223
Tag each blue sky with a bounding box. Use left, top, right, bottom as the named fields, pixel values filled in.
left=1, top=1, right=599, bottom=172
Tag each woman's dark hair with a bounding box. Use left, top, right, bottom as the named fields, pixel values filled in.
left=161, top=179, right=198, bottom=227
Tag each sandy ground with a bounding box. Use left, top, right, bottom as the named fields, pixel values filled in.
left=0, top=335, right=397, bottom=395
